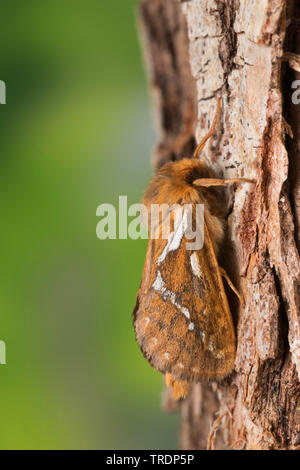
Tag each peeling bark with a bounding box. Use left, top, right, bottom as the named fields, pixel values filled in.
left=139, top=0, right=300, bottom=449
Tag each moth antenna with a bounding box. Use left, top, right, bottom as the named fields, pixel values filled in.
left=193, top=177, right=255, bottom=187
left=193, top=97, right=222, bottom=158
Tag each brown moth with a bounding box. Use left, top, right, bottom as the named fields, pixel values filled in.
left=133, top=98, right=253, bottom=399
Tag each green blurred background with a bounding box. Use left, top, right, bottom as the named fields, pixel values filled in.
left=0, top=0, right=180, bottom=449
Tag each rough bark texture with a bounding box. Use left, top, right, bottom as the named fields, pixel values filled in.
left=139, top=0, right=300, bottom=450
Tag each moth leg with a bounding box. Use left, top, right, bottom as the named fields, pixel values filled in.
left=193, top=177, right=255, bottom=187
left=279, top=52, right=300, bottom=73
left=282, top=116, right=293, bottom=138
left=165, top=373, right=190, bottom=400
left=219, top=267, right=244, bottom=306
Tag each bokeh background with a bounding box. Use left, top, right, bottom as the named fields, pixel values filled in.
left=0, top=0, right=180, bottom=449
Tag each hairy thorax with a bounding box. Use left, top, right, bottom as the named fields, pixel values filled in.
left=142, top=158, right=226, bottom=255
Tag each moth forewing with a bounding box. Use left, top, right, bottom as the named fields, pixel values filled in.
left=133, top=193, right=235, bottom=397
left=200, top=219, right=236, bottom=374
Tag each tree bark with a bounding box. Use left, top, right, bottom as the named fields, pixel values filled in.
left=139, top=0, right=300, bottom=450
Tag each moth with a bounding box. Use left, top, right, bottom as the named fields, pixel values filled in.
left=133, top=98, right=253, bottom=399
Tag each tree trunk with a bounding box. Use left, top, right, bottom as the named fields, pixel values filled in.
left=138, top=0, right=300, bottom=450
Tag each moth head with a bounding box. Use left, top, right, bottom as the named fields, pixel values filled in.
left=143, top=158, right=216, bottom=207
left=161, top=158, right=214, bottom=185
